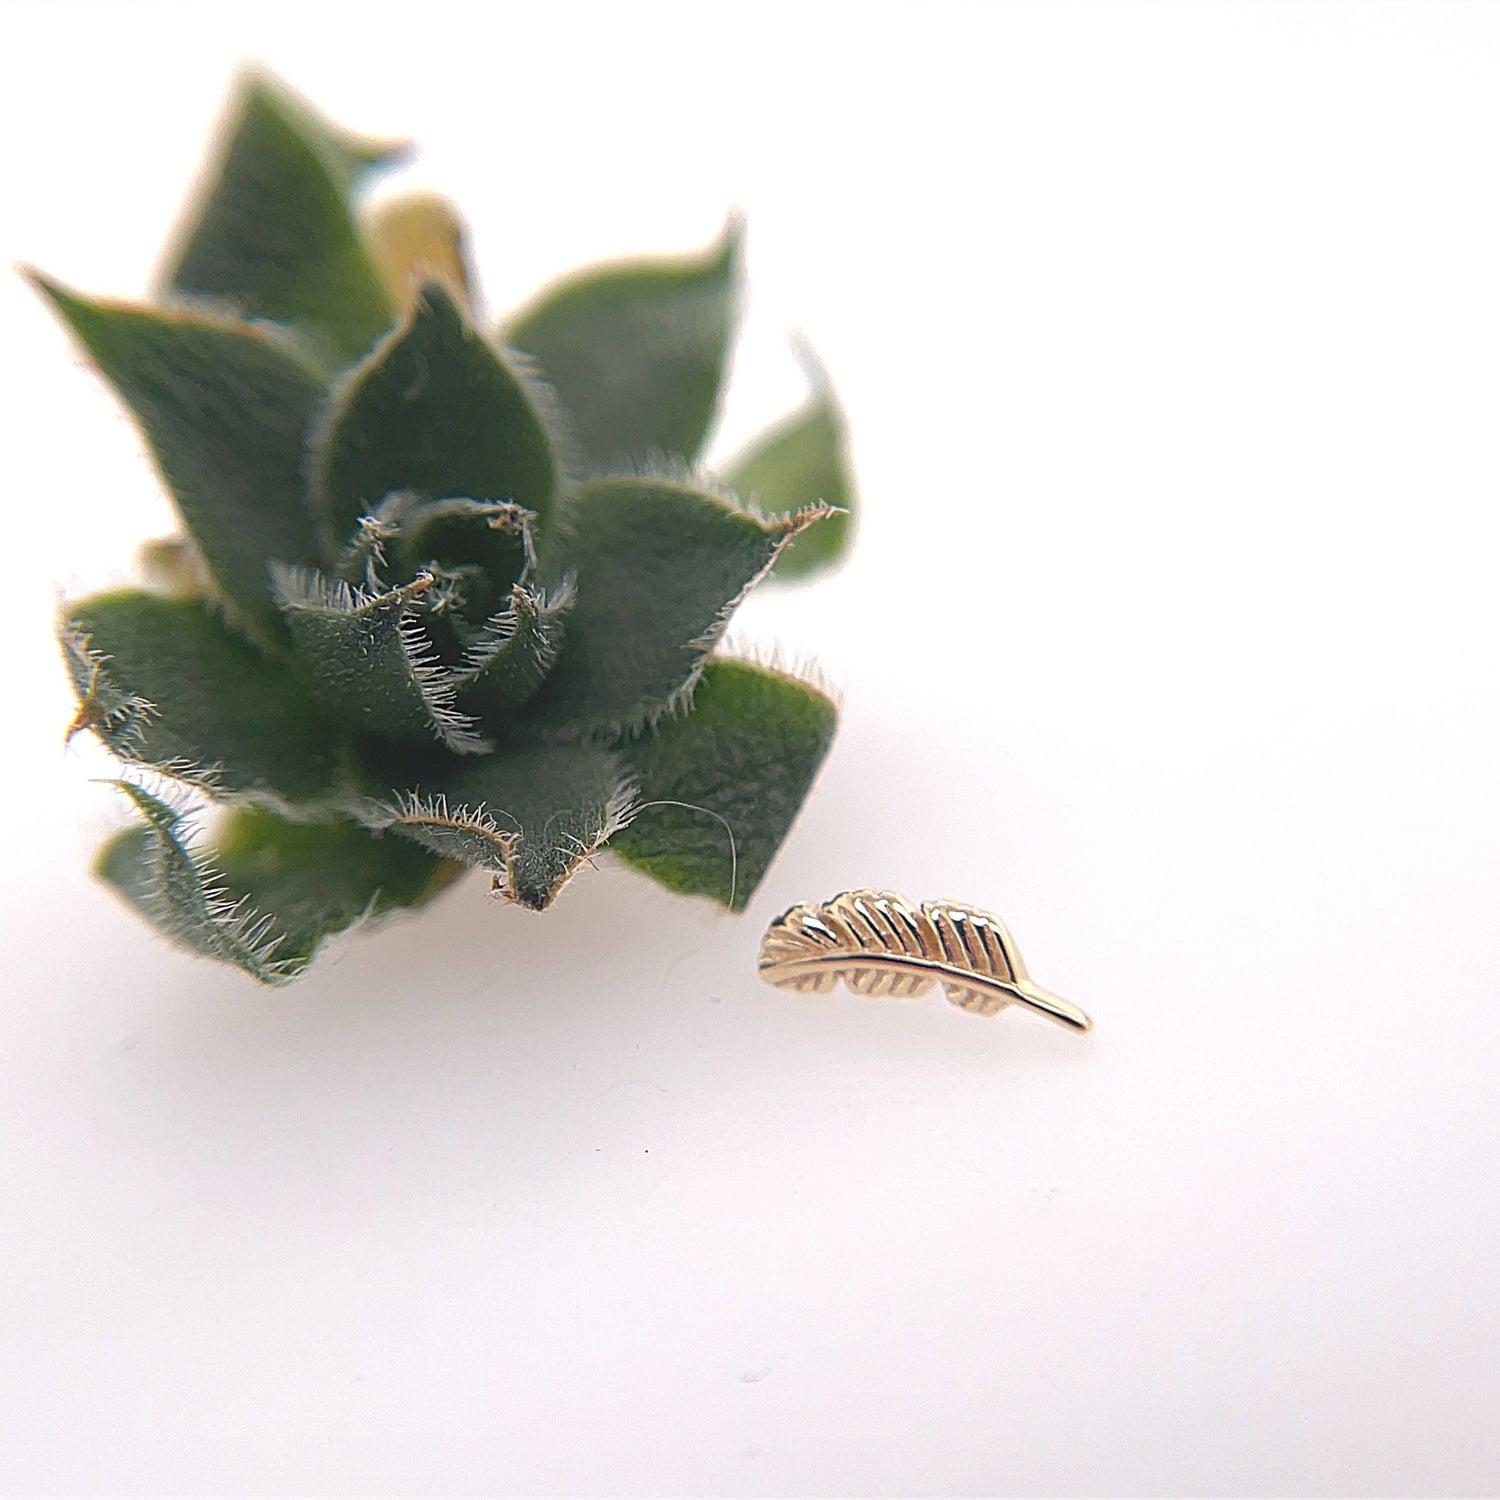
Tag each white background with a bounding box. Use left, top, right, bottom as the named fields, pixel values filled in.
left=2, top=2, right=1498, bottom=1494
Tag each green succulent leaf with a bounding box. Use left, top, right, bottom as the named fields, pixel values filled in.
left=365, top=741, right=636, bottom=910
left=508, top=220, right=741, bottom=468
left=270, top=566, right=489, bottom=754
left=525, top=477, right=832, bottom=737
left=30, top=275, right=326, bottom=644
left=455, top=579, right=575, bottom=720
left=64, top=590, right=350, bottom=810
left=97, top=784, right=452, bottom=984
left=210, top=806, right=457, bottom=962
left=493, top=742, right=635, bottom=911
left=447, top=741, right=637, bottom=911
left=97, top=782, right=305, bottom=984
left=160, top=69, right=401, bottom=368
left=612, top=658, right=837, bottom=911
left=334, top=494, right=540, bottom=654
left=725, top=371, right=854, bottom=580
left=313, top=283, right=560, bottom=553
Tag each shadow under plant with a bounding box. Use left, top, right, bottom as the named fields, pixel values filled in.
left=31, top=68, right=855, bottom=985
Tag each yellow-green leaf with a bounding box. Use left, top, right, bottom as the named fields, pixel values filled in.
left=313, top=283, right=560, bottom=554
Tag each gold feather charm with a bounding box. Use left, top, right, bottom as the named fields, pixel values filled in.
left=758, top=889, right=1093, bottom=1032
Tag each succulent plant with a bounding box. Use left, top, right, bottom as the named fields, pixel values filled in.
left=33, top=70, right=853, bottom=985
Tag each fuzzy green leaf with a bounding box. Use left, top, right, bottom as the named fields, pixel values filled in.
left=455, top=580, right=574, bottom=721
left=313, top=283, right=560, bottom=553
left=64, top=590, right=350, bottom=809
left=271, top=567, right=488, bottom=754
left=160, top=69, right=400, bottom=368
left=725, top=381, right=854, bottom=579
left=30, top=276, right=326, bottom=643
left=447, top=741, right=636, bottom=911
left=96, top=782, right=304, bottom=984
left=365, top=741, right=635, bottom=910
left=525, top=478, right=831, bottom=737
left=612, top=659, right=837, bottom=910
left=210, top=807, right=457, bottom=961
left=507, top=221, right=741, bottom=468
left=98, top=785, right=452, bottom=984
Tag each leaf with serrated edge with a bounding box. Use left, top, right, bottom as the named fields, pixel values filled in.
left=612, top=658, right=836, bottom=910
left=271, top=566, right=489, bottom=754
left=61, top=622, right=158, bottom=762
left=29, top=276, right=327, bottom=644
left=211, top=806, right=458, bottom=961
left=507, top=220, right=740, bottom=468
left=97, top=782, right=304, bottom=984
left=455, top=579, right=575, bottom=721
left=313, top=283, right=559, bottom=554
left=725, top=359, right=854, bottom=580
left=98, top=785, right=454, bottom=983
left=462, top=742, right=637, bottom=911
left=365, top=741, right=636, bottom=910
left=356, top=791, right=515, bottom=877
left=64, top=591, right=350, bottom=811
left=524, top=478, right=832, bottom=737
left=160, top=68, right=401, bottom=369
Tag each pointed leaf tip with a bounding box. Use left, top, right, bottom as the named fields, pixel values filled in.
left=229, top=66, right=410, bottom=180
left=312, top=282, right=560, bottom=553
left=271, top=566, right=489, bottom=755
left=34, top=284, right=327, bottom=642
left=161, top=68, right=399, bottom=367
left=64, top=590, right=351, bottom=809
left=726, top=351, right=855, bottom=581
left=524, top=479, right=824, bottom=737
left=369, top=741, right=636, bottom=910
left=507, top=218, right=743, bottom=468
